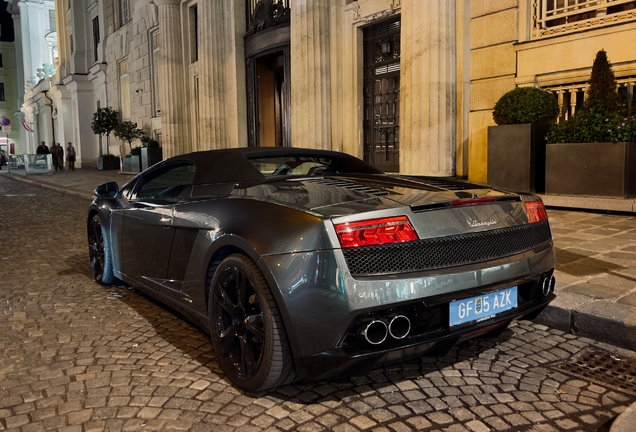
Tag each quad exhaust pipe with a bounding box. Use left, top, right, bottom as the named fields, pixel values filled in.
left=362, top=276, right=555, bottom=345
left=389, top=315, right=411, bottom=339
left=361, top=320, right=388, bottom=345
left=361, top=315, right=412, bottom=345
left=542, top=275, right=556, bottom=296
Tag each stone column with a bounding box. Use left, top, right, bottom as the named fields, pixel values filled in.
left=18, top=0, right=51, bottom=83
left=11, top=8, right=29, bottom=152
left=290, top=0, right=332, bottom=150
left=400, top=0, right=456, bottom=176
left=63, top=75, right=97, bottom=168
left=198, top=2, right=228, bottom=150
left=154, top=0, right=189, bottom=158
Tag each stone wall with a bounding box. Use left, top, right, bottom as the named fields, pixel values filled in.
left=468, top=0, right=517, bottom=183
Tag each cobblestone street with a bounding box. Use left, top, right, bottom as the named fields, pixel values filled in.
left=1, top=174, right=635, bottom=431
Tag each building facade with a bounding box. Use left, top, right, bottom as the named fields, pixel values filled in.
left=13, top=0, right=636, bottom=178
left=468, top=0, right=636, bottom=182
left=5, top=0, right=57, bottom=155
left=0, top=40, right=19, bottom=156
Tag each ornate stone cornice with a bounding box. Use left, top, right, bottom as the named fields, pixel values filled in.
left=152, top=0, right=180, bottom=7
left=349, top=0, right=401, bottom=23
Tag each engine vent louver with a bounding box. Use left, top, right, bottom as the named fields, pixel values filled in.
left=343, top=221, right=552, bottom=277
left=400, top=176, right=471, bottom=191
left=302, top=178, right=389, bottom=196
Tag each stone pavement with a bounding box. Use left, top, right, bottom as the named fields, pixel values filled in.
left=0, top=169, right=636, bottom=430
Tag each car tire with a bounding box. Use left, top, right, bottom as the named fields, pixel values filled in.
left=208, top=254, right=296, bottom=392
left=88, top=214, right=115, bottom=285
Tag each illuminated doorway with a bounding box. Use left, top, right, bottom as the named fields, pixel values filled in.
left=248, top=50, right=290, bottom=147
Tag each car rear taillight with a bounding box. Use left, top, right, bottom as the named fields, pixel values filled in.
left=525, top=201, right=548, bottom=223
left=335, top=216, right=419, bottom=248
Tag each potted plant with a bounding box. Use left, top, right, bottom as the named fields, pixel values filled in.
left=115, top=121, right=145, bottom=173
left=92, top=107, right=120, bottom=170
left=123, top=146, right=142, bottom=173
left=545, top=50, right=636, bottom=198
left=140, top=136, right=162, bottom=170
left=488, top=86, right=560, bottom=193
left=97, top=154, right=120, bottom=171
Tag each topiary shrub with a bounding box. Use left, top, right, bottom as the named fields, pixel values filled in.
left=585, top=49, right=621, bottom=114
left=547, top=49, right=636, bottom=144
left=141, top=135, right=160, bottom=148
left=114, top=121, right=145, bottom=155
left=547, top=110, right=636, bottom=143
left=91, top=107, right=119, bottom=155
left=493, top=87, right=560, bottom=125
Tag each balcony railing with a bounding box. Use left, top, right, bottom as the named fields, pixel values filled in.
left=532, top=0, right=636, bottom=39
left=545, top=77, right=635, bottom=121
left=246, top=0, right=290, bottom=34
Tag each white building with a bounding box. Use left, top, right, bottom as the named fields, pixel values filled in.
left=6, top=0, right=58, bottom=155
left=0, top=36, right=19, bottom=155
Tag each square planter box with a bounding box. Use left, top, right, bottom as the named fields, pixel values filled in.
left=141, top=147, right=162, bottom=171
left=546, top=142, right=636, bottom=198
left=98, top=156, right=120, bottom=171
left=123, top=155, right=141, bottom=173
left=488, top=123, right=551, bottom=194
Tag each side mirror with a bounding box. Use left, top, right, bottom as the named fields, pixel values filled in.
left=94, top=182, right=121, bottom=199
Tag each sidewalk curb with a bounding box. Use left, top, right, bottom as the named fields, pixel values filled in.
left=610, top=401, right=636, bottom=432
left=2, top=172, right=95, bottom=200
left=535, top=302, right=636, bottom=352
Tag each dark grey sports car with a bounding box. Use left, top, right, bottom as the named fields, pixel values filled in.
left=87, top=147, right=555, bottom=392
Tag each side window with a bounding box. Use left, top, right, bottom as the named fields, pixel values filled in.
left=133, top=163, right=196, bottom=201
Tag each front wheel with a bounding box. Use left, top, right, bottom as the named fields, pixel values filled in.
left=208, top=254, right=295, bottom=392
left=88, top=214, right=115, bottom=285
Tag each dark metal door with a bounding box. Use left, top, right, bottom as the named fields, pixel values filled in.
left=363, top=18, right=401, bottom=172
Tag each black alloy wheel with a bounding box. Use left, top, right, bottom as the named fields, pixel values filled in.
left=88, top=214, right=114, bottom=284
left=208, top=254, right=295, bottom=392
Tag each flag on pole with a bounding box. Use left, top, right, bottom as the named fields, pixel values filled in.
left=21, top=120, right=34, bottom=132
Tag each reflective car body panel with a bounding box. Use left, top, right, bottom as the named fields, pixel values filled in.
left=88, top=147, right=555, bottom=384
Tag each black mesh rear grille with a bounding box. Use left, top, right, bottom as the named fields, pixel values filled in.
left=343, top=221, right=551, bottom=276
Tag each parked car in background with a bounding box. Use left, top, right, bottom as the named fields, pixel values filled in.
left=87, top=147, right=556, bottom=392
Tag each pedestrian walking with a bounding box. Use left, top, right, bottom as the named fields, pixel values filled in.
left=58, top=143, right=64, bottom=170
left=66, top=142, right=76, bottom=170
left=0, top=149, right=6, bottom=170
left=50, top=143, right=58, bottom=171
left=51, top=143, right=64, bottom=171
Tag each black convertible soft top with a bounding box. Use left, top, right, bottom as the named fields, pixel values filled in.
left=164, top=147, right=383, bottom=185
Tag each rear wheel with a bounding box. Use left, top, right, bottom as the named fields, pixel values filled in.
left=88, top=214, right=115, bottom=285
left=208, top=254, right=295, bottom=392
